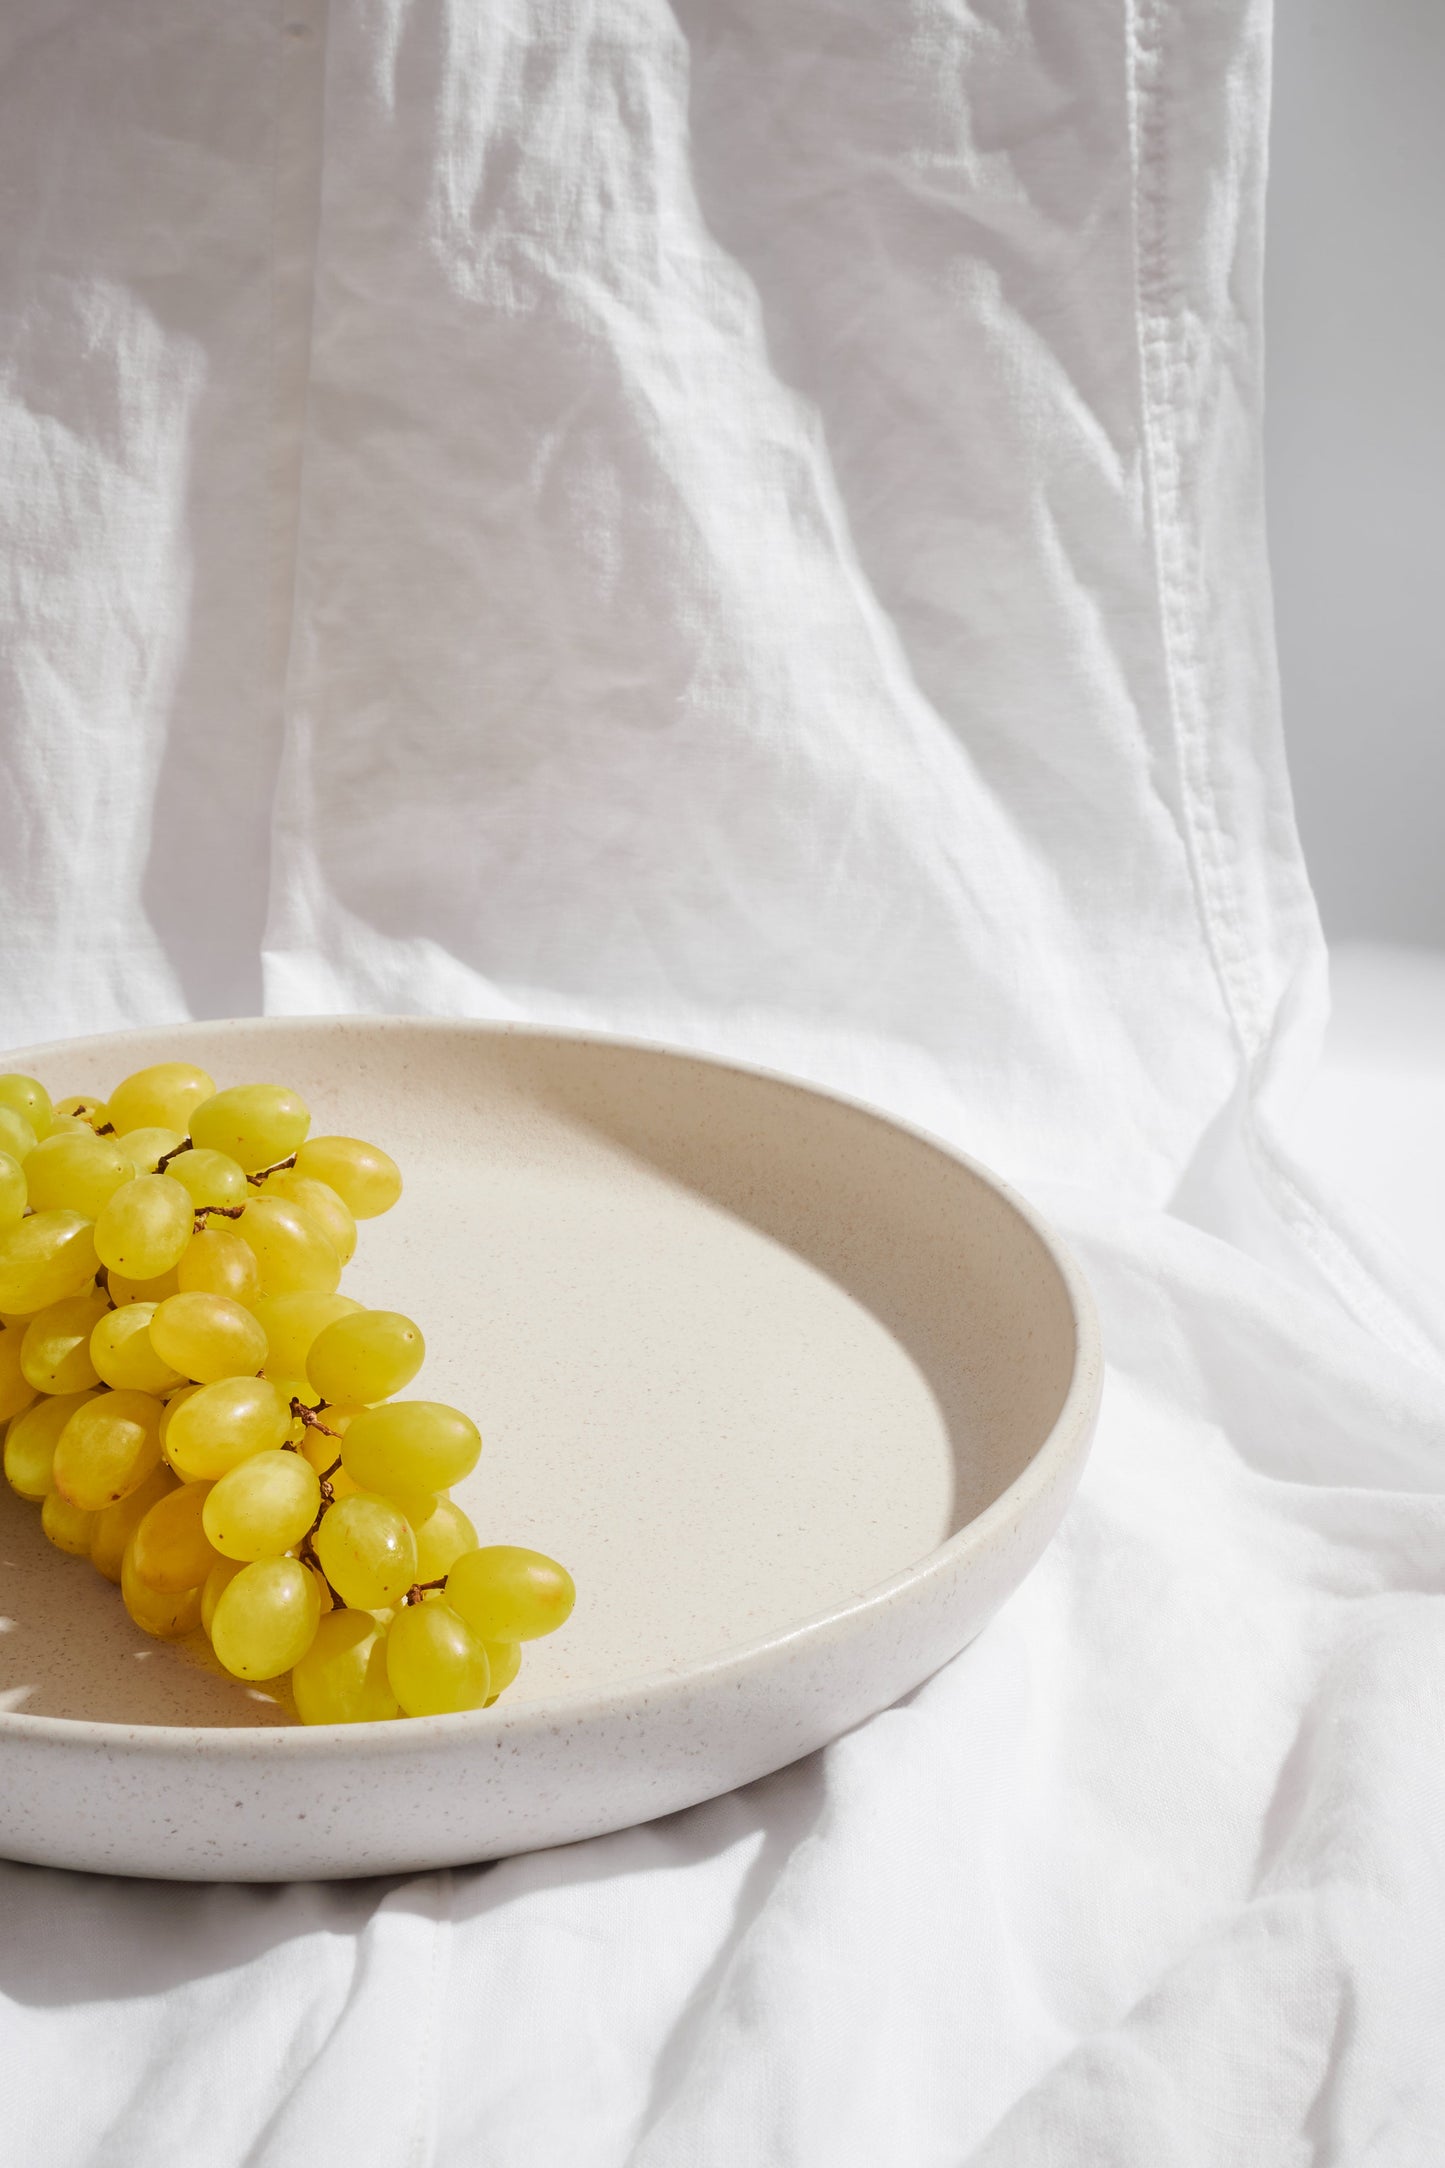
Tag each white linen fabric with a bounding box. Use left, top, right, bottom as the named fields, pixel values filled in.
left=1, top=0, right=1442, bottom=2161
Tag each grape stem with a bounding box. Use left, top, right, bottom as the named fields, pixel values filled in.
left=401, top=1579, right=449, bottom=1607
left=94, top=1122, right=115, bottom=1135
left=92, top=1265, right=115, bottom=1311
left=289, top=1397, right=339, bottom=1440
left=193, top=1204, right=245, bottom=1228
left=154, top=1137, right=194, bottom=1173
left=246, top=1153, right=298, bottom=1187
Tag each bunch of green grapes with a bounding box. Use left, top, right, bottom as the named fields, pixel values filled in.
left=0, top=1063, right=573, bottom=1724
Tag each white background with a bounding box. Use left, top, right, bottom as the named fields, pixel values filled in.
left=1268, top=0, right=1445, bottom=946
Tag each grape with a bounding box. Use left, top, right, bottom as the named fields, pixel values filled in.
left=261, top=1172, right=357, bottom=1264
left=121, top=1540, right=202, bottom=1638
left=237, top=1196, right=340, bottom=1297
left=314, top=1493, right=417, bottom=1609
left=0, top=1151, right=26, bottom=1229
left=117, top=1127, right=188, bottom=1175
left=164, top=1147, right=248, bottom=1211
left=297, top=1406, right=362, bottom=1495
left=385, top=1600, right=490, bottom=1716
left=2, top=1389, right=99, bottom=1500
left=53, top=1095, right=108, bottom=1130
left=90, top=1303, right=186, bottom=1394
left=161, top=1375, right=289, bottom=1480
left=202, top=1449, right=320, bottom=1560
left=0, top=1108, right=38, bottom=1164
left=306, top=1310, right=423, bottom=1406
left=176, top=1224, right=261, bottom=1307
left=148, top=1291, right=268, bottom=1383
left=0, top=1074, right=51, bottom=1135
left=292, top=1609, right=399, bottom=1724
left=190, top=1085, right=310, bottom=1174
left=0, top=1322, right=38, bottom=1422
left=0, top=1211, right=99, bottom=1314
left=293, top=1135, right=402, bottom=1219
left=210, top=1555, right=320, bottom=1677
left=94, top=1174, right=193, bottom=1278
left=106, top=1062, right=215, bottom=1137
left=200, top=1555, right=244, bottom=1637
left=90, top=1463, right=178, bottom=1583
left=52, top=1389, right=165, bottom=1510
left=483, top=1639, right=521, bottom=1704
left=131, top=1481, right=222, bottom=1592
left=410, top=1496, right=479, bottom=1581
left=20, top=1291, right=107, bottom=1395
left=6, top=1066, right=571, bottom=1730
left=251, top=1290, right=359, bottom=1376
left=108, top=1263, right=181, bottom=1307
left=341, top=1401, right=481, bottom=1496
left=22, top=1131, right=131, bottom=1217
left=445, top=1546, right=575, bottom=1642
left=42, top=1488, right=96, bottom=1557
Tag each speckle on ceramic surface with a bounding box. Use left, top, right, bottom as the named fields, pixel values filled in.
left=0, top=1018, right=1101, bottom=1880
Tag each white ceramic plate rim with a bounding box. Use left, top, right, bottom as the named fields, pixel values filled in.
left=0, top=1015, right=1103, bottom=1759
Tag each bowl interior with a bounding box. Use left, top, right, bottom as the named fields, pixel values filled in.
left=0, top=1022, right=1078, bottom=1726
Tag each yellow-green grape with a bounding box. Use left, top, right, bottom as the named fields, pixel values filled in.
left=0, top=1323, right=38, bottom=1422
left=131, top=1480, right=222, bottom=1592
left=292, top=1609, right=399, bottom=1725
left=107, top=1263, right=181, bottom=1307
left=148, top=1291, right=268, bottom=1384
left=117, top=1127, right=188, bottom=1176
left=314, top=1493, right=418, bottom=1609
left=176, top=1223, right=262, bottom=1308
left=200, top=1555, right=244, bottom=1637
left=190, top=1084, right=310, bottom=1174
left=52, top=1389, right=165, bottom=1510
left=236, top=1196, right=340, bottom=1297
left=20, top=1291, right=107, bottom=1395
left=483, top=1639, right=521, bottom=1704
left=22, top=1131, right=131, bottom=1217
left=0, top=1108, right=38, bottom=1165
left=341, top=1401, right=481, bottom=1496
left=47, top=1115, right=94, bottom=1136
left=158, top=1380, right=200, bottom=1438
left=261, top=1171, right=357, bottom=1264
left=106, top=1062, right=215, bottom=1137
left=0, top=1211, right=99, bottom=1314
left=293, top=1135, right=402, bottom=1219
left=164, top=1148, right=248, bottom=1211
left=252, top=1290, right=360, bottom=1377
left=0, top=1074, right=51, bottom=1136
left=446, top=1546, right=576, bottom=1643
left=121, top=1539, right=202, bottom=1638
left=411, top=1496, right=479, bottom=1582
left=90, top=1463, right=177, bottom=1583
left=42, top=1488, right=96, bottom=1557
left=2, top=1389, right=98, bottom=1499
left=202, top=1448, right=320, bottom=1560
left=52, top=1094, right=108, bottom=1130
left=89, top=1303, right=186, bottom=1394
left=162, top=1375, right=289, bottom=1480
left=386, top=1600, right=490, bottom=1717
left=306, top=1310, right=424, bottom=1406
left=297, top=1405, right=362, bottom=1494
left=210, top=1555, right=320, bottom=1677
left=0, top=1151, right=26, bottom=1229
left=94, top=1174, right=193, bottom=1279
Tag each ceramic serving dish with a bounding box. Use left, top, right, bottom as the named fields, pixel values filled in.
left=0, top=1018, right=1100, bottom=1880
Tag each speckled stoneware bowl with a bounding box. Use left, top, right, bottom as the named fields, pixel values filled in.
left=0, top=1019, right=1100, bottom=1881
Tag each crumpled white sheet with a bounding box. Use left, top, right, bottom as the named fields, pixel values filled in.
left=2, top=1, right=1443, bottom=2162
